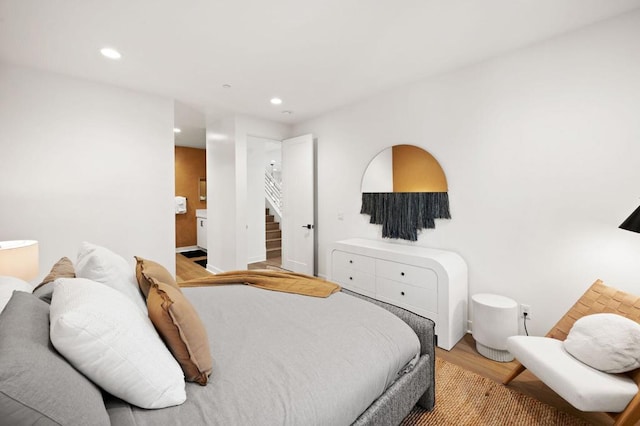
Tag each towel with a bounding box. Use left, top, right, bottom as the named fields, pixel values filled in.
left=175, top=196, right=187, bottom=214
left=179, top=270, right=341, bottom=298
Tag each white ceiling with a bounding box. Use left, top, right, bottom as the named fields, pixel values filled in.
left=2, top=0, right=640, bottom=147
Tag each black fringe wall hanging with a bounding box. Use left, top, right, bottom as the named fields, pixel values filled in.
left=361, top=192, right=451, bottom=241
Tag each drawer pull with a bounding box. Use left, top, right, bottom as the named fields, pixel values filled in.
left=401, top=272, right=405, bottom=276
left=401, top=291, right=405, bottom=296
left=349, top=277, right=353, bottom=280
left=349, top=260, right=353, bottom=264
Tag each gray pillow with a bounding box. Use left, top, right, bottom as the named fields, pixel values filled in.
left=32, top=280, right=55, bottom=303
left=0, top=291, right=110, bottom=425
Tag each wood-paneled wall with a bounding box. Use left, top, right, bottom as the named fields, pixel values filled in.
left=175, top=146, right=206, bottom=248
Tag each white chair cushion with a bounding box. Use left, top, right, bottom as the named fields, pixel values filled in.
left=507, top=335, right=638, bottom=412
left=563, top=313, right=640, bottom=373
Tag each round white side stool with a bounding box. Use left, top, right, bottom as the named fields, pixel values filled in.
left=471, top=293, right=518, bottom=362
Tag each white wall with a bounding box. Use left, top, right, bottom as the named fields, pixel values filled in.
left=0, top=63, right=176, bottom=279
left=247, top=136, right=267, bottom=263
left=294, top=10, right=640, bottom=336
left=206, top=115, right=290, bottom=271
left=206, top=116, right=236, bottom=273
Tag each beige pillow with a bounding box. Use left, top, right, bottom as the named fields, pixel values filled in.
left=147, top=278, right=212, bottom=385
left=135, top=256, right=180, bottom=297
left=33, top=257, right=75, bottom=292
left=32, top=257, right=76, bottom=303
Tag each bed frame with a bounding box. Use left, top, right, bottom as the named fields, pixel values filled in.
left=342, top=289, right=436, bottom=425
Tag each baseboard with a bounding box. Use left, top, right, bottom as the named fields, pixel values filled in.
left=176, top=245, right=199, bottom=253
left=206, top=264, right=224, bottom=274
left=467, top=320, right=473, bottom=334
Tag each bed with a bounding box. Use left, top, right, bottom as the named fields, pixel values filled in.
left=0, top=244, right=435, bottom=426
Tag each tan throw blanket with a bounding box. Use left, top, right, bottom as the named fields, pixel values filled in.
left=179, top=270, right=341, bottom=298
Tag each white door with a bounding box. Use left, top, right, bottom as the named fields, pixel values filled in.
left=281, top=134, right=314, bottom=274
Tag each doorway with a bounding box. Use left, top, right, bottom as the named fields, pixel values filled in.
left=247, top=136, right=283, bottom=270
left=246, top=134, right=315, bottom=274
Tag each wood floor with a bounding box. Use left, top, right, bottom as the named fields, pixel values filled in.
left=175, top=253, right=283, bottom=282
left=174, top=253, right=614, bottom=425
left=247, top=256, right=283, bottom=271
left=175, top=253, right=211, bottom=282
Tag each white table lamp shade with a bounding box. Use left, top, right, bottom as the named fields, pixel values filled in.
left=0, top=240, right=39, bottom=281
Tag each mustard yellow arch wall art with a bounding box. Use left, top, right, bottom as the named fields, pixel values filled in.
left=392, top=145, right=447, bottom=192
left=361, top=145, right=450, bottom=241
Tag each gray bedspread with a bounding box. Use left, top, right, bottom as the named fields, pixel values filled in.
left=107, top=285, right=420, bottom=426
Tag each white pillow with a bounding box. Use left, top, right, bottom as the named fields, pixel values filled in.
left=75, top=242, right=147, bottom=313
left=0, top=276, right=32, bottom=313
left=563, top=313, right=640, bottom=373
left=49, top=278, right=186, bottom=409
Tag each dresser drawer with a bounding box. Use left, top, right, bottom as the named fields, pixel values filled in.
left=377, top=277, right=438, bottom=314
left=332, top=250, right=375, bottom=272
left=376, top=259, right=437, bottom=289
left=332, top=266, right=376, bottom=295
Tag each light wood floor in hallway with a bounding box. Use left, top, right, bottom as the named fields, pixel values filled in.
left=174, top=253, right=613, bottom=425
left=175, top=253, right=282, bottom=282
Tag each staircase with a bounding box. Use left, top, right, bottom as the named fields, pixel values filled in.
left=265, top=208, right=282, bottom=259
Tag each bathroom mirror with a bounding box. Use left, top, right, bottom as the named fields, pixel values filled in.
left=360, top=144, right=450, bottom=241
left=361, top=145, right=447, bottom=193
left=199, top=177, right=207, bottom=201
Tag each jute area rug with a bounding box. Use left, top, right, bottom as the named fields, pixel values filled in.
left=401, top=358, right=590, bottom=426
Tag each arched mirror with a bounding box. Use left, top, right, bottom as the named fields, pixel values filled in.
left=361, top=145, right=450, bottom=241
left=199, top=177, right=207, bottom=201
left=361, top=145, right=448, bottom=192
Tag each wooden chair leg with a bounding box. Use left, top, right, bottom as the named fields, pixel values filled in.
left=612, top=394, right=640, bottom=426
left=503, top=361, right=526, bottom=385
left=612, top=366, right=640, bottom=425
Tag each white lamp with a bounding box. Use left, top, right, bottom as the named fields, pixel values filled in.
left=0, top=240, right=39, bottom=281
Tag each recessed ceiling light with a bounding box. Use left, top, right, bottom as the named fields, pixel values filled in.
left=270, top=98, right=283, bottom=105
left=281, top=110, right=292, bottom=115
left=173, top=128, right=181, bottom=133
left=100, top=47, right=121, bottom=60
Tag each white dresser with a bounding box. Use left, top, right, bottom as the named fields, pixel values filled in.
left=328, top=238, right=468, bottom=350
